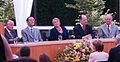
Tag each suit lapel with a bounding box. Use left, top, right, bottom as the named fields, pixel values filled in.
left=102, top=24, right=109, bottom=37
left=110, top=24, right=114, bottom=34
left=77, top=24, right=85, bottom=35
left=5, top=28, right=13, bottom=38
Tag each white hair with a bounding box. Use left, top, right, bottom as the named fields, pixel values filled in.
left=116, top=34, right=120, bottom=43
left=6, top=20, right=14, bottom=25
left=52, top=17, right=60, bottom=24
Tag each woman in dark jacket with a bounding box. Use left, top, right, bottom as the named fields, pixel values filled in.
left=48, top=17, right=69, bottom=41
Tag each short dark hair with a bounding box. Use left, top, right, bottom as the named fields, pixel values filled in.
left=26, top=17, right=31, bottom=22
left=20, top=46, right=30, bottom=57
left=11, top=57, right=37, bottom=62
left=26, top=16, right=34, bottom=22
left=39, top=53, right=51, bottom=62
left=92, top=40, right=104, bottom=52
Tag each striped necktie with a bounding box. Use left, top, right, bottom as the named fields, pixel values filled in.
left=31, top=29, right=34, bottom=42
left=9, top=31, right=14, bottom=38
left=108, top=25, right=110, bottom=33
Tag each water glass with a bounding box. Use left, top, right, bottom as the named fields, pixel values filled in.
left=58, top=35, right=62, bottom=40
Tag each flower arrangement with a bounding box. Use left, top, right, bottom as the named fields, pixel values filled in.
left=56, top=40, right=93, bottom=62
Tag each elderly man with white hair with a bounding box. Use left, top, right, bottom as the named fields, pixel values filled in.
left=98, top=14, right=119, bottom=38
left=108, top=34, right=120, bottom=62
left=4, top=20, right=20, bottom=44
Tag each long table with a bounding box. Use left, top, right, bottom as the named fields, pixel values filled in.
left=10, top=39, right=115, bottom=62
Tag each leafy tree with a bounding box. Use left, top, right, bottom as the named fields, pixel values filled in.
left=31, top=0, right=79, bottom=26
left=65, top=0, right=105, bottom=26
left=0, top=0, right=14, bottom=22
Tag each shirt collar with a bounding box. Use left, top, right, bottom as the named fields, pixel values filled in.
left=28, top=26, right=34, bottom=30
left=106, top=23, right=111, bottom=28
left=6, top=28, right=11, bottom=33
left=80, top=23, right=83, bottom=27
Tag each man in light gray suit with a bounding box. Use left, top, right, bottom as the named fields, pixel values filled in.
left=98, top=14, right=119, bottom=38
left=21, top=17, right=42, bottom=42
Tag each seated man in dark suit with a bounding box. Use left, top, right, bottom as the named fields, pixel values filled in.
left=4, top=20, right=21, bottom=44
left=108, top=34, right=120, bottom=62
left=73, top=15, right=95, bottom=39
left=48, top=17, right=69, bottom=41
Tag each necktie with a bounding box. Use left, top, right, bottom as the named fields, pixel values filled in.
left=31, top=29, right=34, bottom=42
left=83, top=25, right=86, bottom=32
left=9, top=31, right=13, bottom=38
left=108, top=25, right=110, bottom=33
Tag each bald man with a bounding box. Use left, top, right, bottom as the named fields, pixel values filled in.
left=4, top=20, right=20, bottom=44
left=73, top=15, right=95, bottom=39
left=98, top=14, right=119, bottom=38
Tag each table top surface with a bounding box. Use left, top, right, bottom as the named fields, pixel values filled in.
left=10, top=38, right=115, bottom=47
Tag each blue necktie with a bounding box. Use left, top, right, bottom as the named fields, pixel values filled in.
left=31, top=29, right=34, bottom=42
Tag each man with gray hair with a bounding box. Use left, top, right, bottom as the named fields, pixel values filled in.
left=98, top=14, right=119, bottom=38
left=73, top=14, right=95, bottom=39
left=108, top=34, right=120, bottom=62
left=4, top=20, right=21, bottom=44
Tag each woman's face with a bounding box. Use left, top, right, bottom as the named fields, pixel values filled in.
left=53, top=18, right=60, bottom=27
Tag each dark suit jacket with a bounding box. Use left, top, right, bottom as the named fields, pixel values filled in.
left=48, top=26, right=69, bottom=41
left=4, top=28, right=18, bottom=44
left=73, top=24, right=95, bottom=39
left=108, top=45, right=120, bottom=62
left=0, top=35, right=6, bottom=62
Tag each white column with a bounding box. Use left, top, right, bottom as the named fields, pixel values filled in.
left=13, top=0, right=33, bottom=37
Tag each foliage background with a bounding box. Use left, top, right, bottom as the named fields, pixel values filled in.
left=0, top=0, right=14, bottom=23
left=0, top=0, right=119, bottom=26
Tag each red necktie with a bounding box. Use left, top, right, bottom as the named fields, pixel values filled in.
left=83, top=25, right=86, bottom=32
left=108, top=25, right=110, bottom=33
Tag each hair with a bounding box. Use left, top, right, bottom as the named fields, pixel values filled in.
left=20, top=46, right=30, bottom=57
left=6, top=20, right=14, bottom=25
left=115, top=34, right=120, bottom=43
left=52, top=17, right=60, bottom=24
left=39, top=53, right=51, bottom=62
left=26, top=17, right=31, bottom=22
left=105, top=14, right=113, bottom=18
left=26, top=16, right=34, bottom=22
left=114, top=34, right=120, bottom=46
left=10, top=57, right=37, bottom=62
left=92, top=40, right=104, bottom=52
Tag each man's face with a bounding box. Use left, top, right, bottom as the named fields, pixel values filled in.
left=105, top=15, right=112, bottom=25
left=27, top=17, right=35, bottom=27
left=53, top=18, right=60, bottom=27
left=80, top=15, right=87, bottom=25
left=6, top=21, right=14, bottom=30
